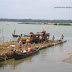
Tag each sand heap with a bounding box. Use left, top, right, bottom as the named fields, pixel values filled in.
left=0, top=40, right=64, bottom=62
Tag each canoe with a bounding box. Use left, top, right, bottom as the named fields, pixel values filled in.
left=12, top=34, right=19, bottom=37
left=14, top=48, right=39, bottom=60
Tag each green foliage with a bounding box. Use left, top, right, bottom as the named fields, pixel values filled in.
left=19, top=22, right=37, bottom=24
left=54, top=23, right=57, bottom=25
left=54, top=23, right=72, bottom=26
left=58, top=24, right=71, bottom=25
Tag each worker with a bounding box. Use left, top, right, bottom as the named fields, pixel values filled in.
left=52, top=35, right=55, bottom=41
left=20, top=34, right=22, bottom=37
left=26, top=38, right=30, bottom=44
left=61, top=34, right=64, bottom=40
left=14, top=30, right=15, bottom=34
left=10, top=45, right=14, bottom=51
left=46, top=36, right=49, bottom=42
left=39, top=35, right=42, bottom=43
left=27, top=46, right=34, bottom=53
left=19, top=40, right=22, bottom=51
left=10, top=45, right=15, bottom=51
left=17, top=36, right=21, bottom=42
left=26, top=38, right=30, bottom=48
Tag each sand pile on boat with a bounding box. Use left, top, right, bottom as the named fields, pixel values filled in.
left=0, top=40, right=60, bottom=56
left=0, top=39, right=67, bottom=62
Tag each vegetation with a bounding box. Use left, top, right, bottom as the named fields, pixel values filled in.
left=19, top=22, right=48, bottom=24
left=0, top=18, right=72, bottom=26
left=19, top=22, right=37, bottom=24
left=0, top=18, right=72, bottom=23
left=54, top=23, right=72, bottom=26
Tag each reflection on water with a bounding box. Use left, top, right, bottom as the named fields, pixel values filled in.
left=0, top=22, right=72, bottom=72
left=0, top=53, right=39, bottom=69
left=57, top=43, right=64, bottom=52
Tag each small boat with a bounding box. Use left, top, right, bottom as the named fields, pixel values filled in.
left=12, top=33, right=19, bottom=37
left=12, top=30, right=19, bottom=37
left=14, top=48, right=39, bottom=60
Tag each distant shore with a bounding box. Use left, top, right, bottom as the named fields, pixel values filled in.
left=53, top=23, right=72, bottom=26
left=0, top=19, right=72, bottom=23
left=18, top=22, right=72, bottom=26
left=18, top=22, right=48, bottom=25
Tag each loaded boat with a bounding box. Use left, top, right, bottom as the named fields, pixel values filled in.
left=14, top=48, right=39, bottom=60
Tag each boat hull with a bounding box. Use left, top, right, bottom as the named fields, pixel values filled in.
left=14, top=48, right=39, bottom=60
left=12, top=34, right=19, bottom=37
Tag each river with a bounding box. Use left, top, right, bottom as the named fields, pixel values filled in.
left=0, top=22, right=72, bottom=72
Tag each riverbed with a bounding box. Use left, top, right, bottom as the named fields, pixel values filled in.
left=0, top=22, right=72, bottom=72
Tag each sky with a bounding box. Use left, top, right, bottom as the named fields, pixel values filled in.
left=0, top=0, right=72, bottom=20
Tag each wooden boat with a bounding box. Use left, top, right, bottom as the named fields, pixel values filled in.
left=12, top=33, right=19, bottom=37
left=14, top=48, right=39, bottom=60
left=12, top=30, right=19, bottom=37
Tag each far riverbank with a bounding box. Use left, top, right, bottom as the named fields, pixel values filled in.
left=18, top=22, right=72, bottom=26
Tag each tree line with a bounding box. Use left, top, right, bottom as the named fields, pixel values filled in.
left=0, top=18, right=72, bottom=23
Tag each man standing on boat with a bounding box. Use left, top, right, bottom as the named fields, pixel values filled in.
left=39, top=35, right=42, bottom=43
left=14, top=30, right=15, bottom=34
left=20, top=34, right=22, bottom=37
left=61, top=34, right=64, bottom=40
left=26, top=38, right=30, bottom=48
left=19, top=40, right=22, bottom=51
left=17, top=36, right=21, bottom=42
left=52, top=35, right=55, bottom=41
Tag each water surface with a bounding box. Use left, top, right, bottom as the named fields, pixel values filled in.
left=0, top=22, right=72, bottom=72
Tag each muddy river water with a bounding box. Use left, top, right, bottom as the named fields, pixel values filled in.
left=0, top=22, right=72, bottom=72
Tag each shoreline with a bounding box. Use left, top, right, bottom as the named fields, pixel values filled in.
left=18, top=22, right=72, bottom=26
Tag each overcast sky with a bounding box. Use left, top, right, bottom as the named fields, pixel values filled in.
left=0, top=0, right=72, bottom=20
